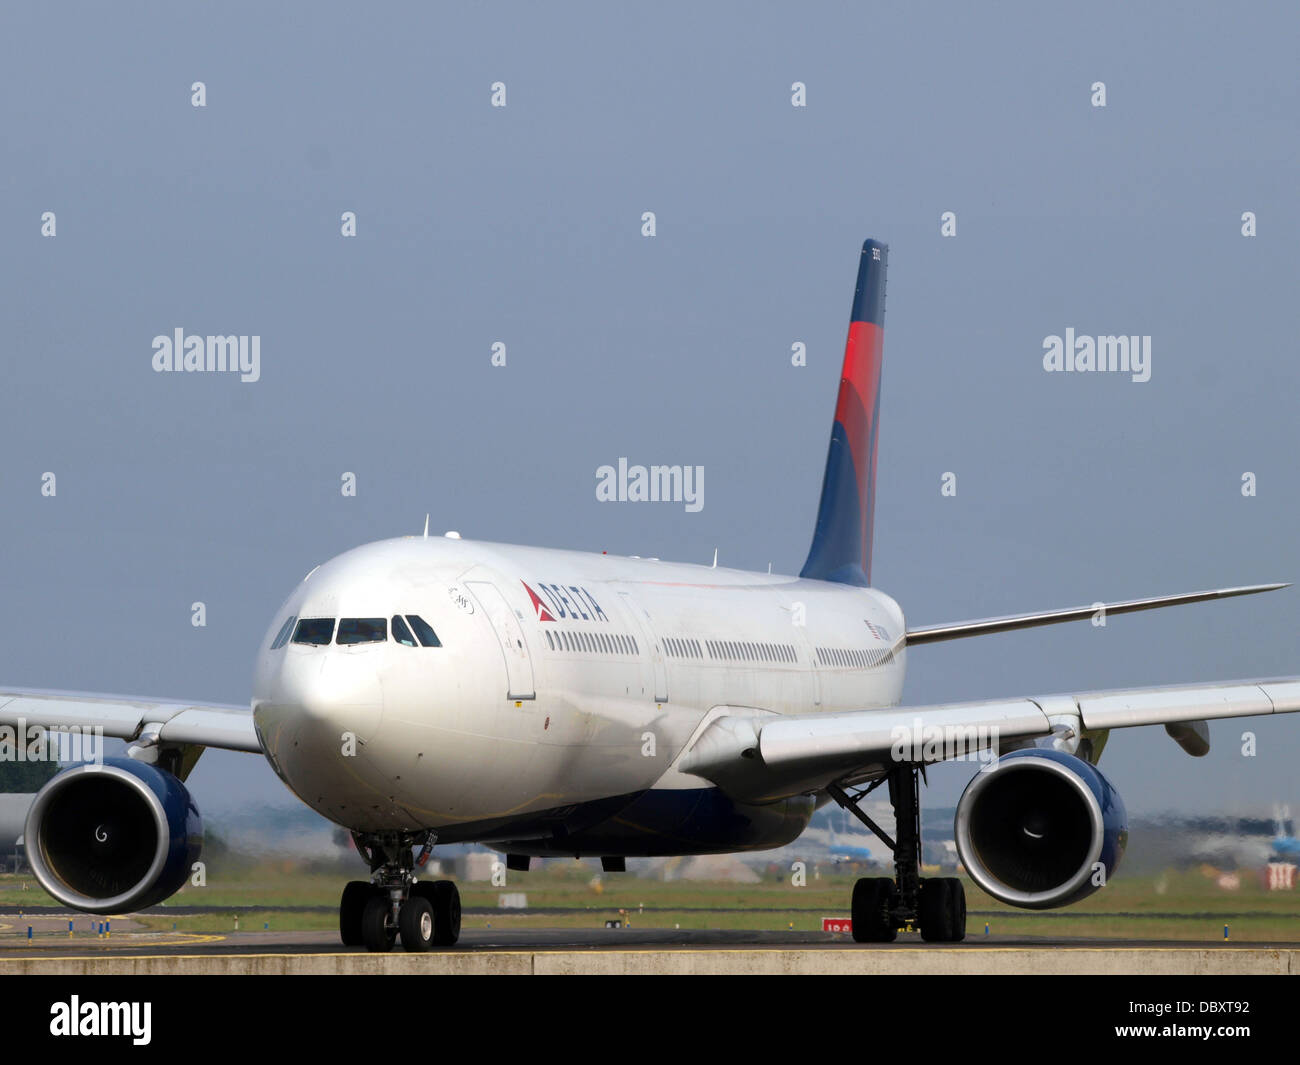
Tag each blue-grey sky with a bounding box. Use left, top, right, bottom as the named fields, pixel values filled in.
left=2, top=1, right=1298, bottom=820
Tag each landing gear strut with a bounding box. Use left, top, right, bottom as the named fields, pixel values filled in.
left=829, top=765, right=966, bottom=944
left=339, top=830, right=462, bottom=952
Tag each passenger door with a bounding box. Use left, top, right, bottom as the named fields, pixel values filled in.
left=465, top=581, right=536, bottom=701
left=617, top=590, right=668, bottom=704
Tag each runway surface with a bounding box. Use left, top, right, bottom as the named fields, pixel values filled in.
left=0, top=920, right=1293, bottom=954
left=2, top=912, right=1298, bottom=972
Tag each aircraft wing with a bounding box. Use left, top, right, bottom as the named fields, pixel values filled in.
left=0, top=687, right=260, bottom=754
left=677, top=676, right=1300, bottom=802
left=904, top=583, right=1287, bottom=646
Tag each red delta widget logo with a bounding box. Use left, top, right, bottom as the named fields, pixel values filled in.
left=521, top=581, right=611, bottom=624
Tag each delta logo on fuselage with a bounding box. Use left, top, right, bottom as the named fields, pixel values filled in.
left=521, top=581, right=610, bottom=624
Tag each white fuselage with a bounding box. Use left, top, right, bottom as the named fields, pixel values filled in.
left=251, top=536, right=907, bottom=853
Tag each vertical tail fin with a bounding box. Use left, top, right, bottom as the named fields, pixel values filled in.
left=799, top=238, right=887, bottom=587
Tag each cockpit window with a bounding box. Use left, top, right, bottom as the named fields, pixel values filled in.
left=406, top=614, right=441, bottom=647
left=391, top=615, right=417, bottom=647
left=292, top=618, right=335, bottom=645
left=337, top=618, right=387, bottom=645
left=270, top=615, right=297, bottom=650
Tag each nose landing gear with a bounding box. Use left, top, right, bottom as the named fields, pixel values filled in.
left=340, top=830, right=462, bottom=952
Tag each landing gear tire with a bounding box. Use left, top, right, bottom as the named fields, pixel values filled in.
left=348, top=831, right=454, bottom=949
left=430, top=880, right=461, bottom=946
left=945, top=877, right=967, bottom=942
left=361, top=894, right=397, bottom=953
left=410, top=880, right=460, bottom=946
left=919, top=877, right=966, bottom=942
left=340, top=881, right=376, bottom=947
left=851, top=877, right=898, bottom=943
left=399, top=895, right=435, bottom=952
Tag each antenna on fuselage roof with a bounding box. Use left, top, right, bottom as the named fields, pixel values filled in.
left=423, top=514, right=429, bottom=538
left=711, top=548, right=718, bottom=568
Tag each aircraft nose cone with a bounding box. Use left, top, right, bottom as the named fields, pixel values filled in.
left=261, top=652, right=385, bottom=750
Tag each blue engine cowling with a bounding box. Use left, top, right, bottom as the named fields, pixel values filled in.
left=954, top=749, right=1127, bottom=909
left=24, top=758, right=202, bottom=914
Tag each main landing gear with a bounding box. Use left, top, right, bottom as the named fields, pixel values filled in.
left=828, top=765, right=966, bottom=944
left=340, top=831, right=462, bottom=952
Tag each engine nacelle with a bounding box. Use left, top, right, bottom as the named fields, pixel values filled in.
left=24, top=758, right=202, bottom=914
left=954, top=749, right=1127, bottom=909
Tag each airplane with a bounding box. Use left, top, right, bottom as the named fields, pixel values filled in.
left=3, top=238, right=1299, bottom=950
left=1270, top=805, right=1300, bottom=864
left=829, top=834, right=876, bottom=866
left=825, top=814, right=877, bottom=865
left=1181, top=806, right=1299, bottom=869
left=0, top=793, right=30, bottom=861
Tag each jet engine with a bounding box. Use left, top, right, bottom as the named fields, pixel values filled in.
left=24, top=758, right=202, bottom=913
left=954, top=748, right=1126, bottom=909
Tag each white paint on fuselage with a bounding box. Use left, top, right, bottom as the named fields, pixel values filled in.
left=251, top=536, right=906, bottom=836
